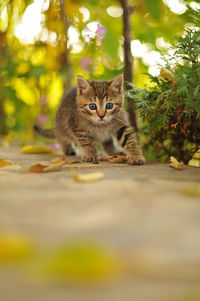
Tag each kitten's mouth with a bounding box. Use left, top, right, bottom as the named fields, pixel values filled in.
left=92, top=117, right=110, bottom=123
left=98, top=119, right=107, bottom=122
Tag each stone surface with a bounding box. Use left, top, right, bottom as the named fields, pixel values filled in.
left=0, top=147, right=200, bottom=301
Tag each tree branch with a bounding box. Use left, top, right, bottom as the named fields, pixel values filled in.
left=120, top=0, right=138, bottom=133
left=60, top=0, right=73, bottom=89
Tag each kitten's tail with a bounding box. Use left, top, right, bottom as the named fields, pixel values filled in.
left=33, top=124, right=56, bottom=139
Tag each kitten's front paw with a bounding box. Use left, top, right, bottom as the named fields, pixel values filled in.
left=127, top=155, right=145, bottom=165
left=82, top=154, right=99, bottom=164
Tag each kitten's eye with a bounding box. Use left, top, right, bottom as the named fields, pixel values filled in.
left=106, top=103, right=113, bottom=110
left=89, top=103, right=97, bottom=110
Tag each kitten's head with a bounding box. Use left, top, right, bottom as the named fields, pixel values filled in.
left=76, top=74, right=123, bottom=123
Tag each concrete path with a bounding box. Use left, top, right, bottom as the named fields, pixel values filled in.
left=0, top=147, right=200, bottom=301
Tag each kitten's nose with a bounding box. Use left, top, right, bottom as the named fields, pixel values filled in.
left=98, top=112, right=105, bottom=120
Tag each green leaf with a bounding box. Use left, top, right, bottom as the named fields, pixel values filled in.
left=29, top=66, right=46, bottom=78
left=144, top=0, right=161, bottom=20
left=102, top=26, right=119, bottom=61
left=0, top=86, right=21, bottom=103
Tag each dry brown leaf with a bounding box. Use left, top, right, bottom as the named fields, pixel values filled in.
left=73, top=172, right=104, bottom=182
left=169, top=156, right=184, bottom=170
left=0, top=158, right=13, bottom=167
left=30, top=163, right=46, bottom=173
left=108, top=155, right=127, bottom=163
left=100, top=156, right=113, bottom=162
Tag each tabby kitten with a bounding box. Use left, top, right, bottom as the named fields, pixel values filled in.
left=34, top=74, right=145, bottom=165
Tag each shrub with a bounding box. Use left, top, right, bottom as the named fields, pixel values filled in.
left=126, top=9, right=200, bottom=163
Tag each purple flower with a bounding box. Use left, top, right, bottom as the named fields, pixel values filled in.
left=96, top=24, right=106, bottom=39
left=48, top=143, right=60, bottom=150
left=80, top=58, right=92, bottom=70
left=39, top=96, right=48, bottom=106
left=37, top=114, right=47, bottom=125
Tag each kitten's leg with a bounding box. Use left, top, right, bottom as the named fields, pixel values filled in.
left=76, top=133, right=99, bottom=164
left=116, top=126, right=145, bottom=165
left=102, top=138, right=125, bottom=156
left=59, top=139, right=76, bottom=156
left=65, top=143, right=76, bottom=156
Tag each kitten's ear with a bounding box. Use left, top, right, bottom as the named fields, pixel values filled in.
left=110, top=74, right=123, bottom=93
left=77, top=75, right=90, bottom=95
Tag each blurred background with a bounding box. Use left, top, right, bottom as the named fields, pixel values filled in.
left=0, top=0, right=199, bottom=141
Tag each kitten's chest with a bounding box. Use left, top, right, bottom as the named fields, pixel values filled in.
left=90, top=125, right=113, bottom=141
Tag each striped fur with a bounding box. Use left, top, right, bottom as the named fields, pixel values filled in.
left=116, top=126, right=144, bottom=165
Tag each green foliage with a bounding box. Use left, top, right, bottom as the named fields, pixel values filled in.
left=126, top=11, right=200, bottom=162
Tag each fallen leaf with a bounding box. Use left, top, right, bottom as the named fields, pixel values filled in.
left=51, top=156, right=66, bottom=164
left=67, top=159, right=81, bottom=164
left=30, top=161, right=65, bottom=173
left=100, top=156, right=113, bottom=162
left=108, top=155, right=127, bottom=163
left=0, top=158, right=13, bottom=167
left=0, top=233, right=35, bottom=264
left=180, top=186, right=200, bottom=197
left=51, top=157, right=81, bottom=165
left=188, top=158, right=200, bottom=168
left=30, top=163, right=46, bottom=173
left=169, top=156, right=184, bottom=170
left=192, top=149, right=200, bottom=160
left=43, top=161, right=65, bottom=172
left=34, top=242, right=121, bottom=284
left=73, top=172, right=104, bottom=182
left=21, top=145, right=56, bottom=154
left=0, top=164, right=22, bottom=172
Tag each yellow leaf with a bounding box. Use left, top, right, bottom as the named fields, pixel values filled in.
left=37, top=242, right=121, bottom=284
left=51, top=156, right=66, bottom=164
left=21, top=145, right=56, bottom=154
left=47, top=76, right=64, bottom=109
left=160, top=67, right=175, bottom=82
left=73, top=172, right=104, bottom=183
left=43, top=161, right=65, bottom=172
left=11, top=78, right=36, bottom=106
left=0, top=233, right=35, bottom=264
left=193, top=149, right=200, bottom=160
left=0, top=158, right=13, bottom=167
left=188, top=158, right=200, bottom=168
left=169, top=156, right=184, bottom=170
left=180, top=186, right=200, bottom=197
left=67, top=159, right=81, bottom=164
